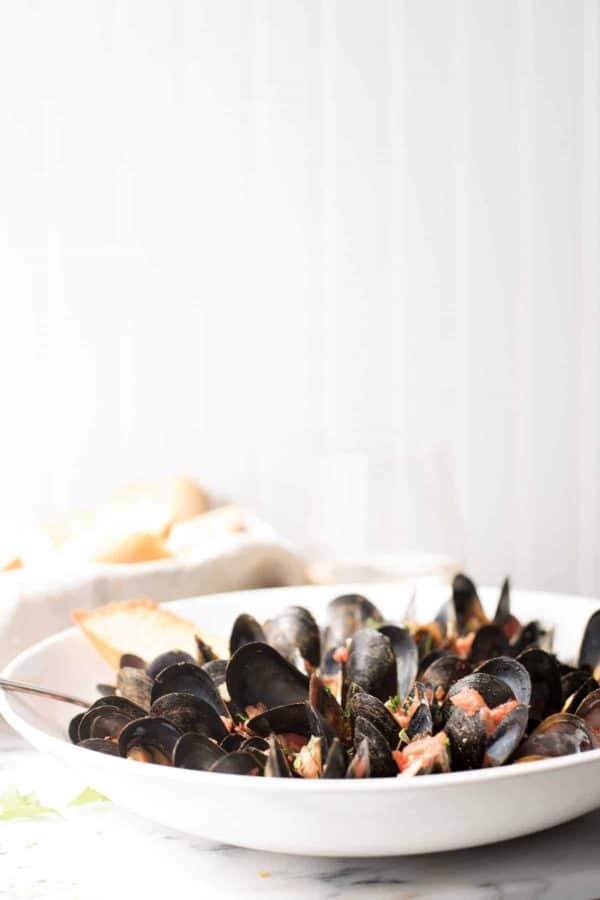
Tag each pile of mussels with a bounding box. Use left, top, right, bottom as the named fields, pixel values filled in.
left=69, top=574, right=600, bottom=778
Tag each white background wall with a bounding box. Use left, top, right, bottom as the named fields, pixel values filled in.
left=1, top=1, right=599, bottom=595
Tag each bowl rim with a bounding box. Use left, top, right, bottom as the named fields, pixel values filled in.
left=2, top=584, right=600, bottom=793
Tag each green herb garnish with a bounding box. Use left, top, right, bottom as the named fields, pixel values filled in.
left=67, top=787, right=109, bottom=807
left=386, top=695, right=400, bottom=712
left=0, top=786, right=60, bottom=822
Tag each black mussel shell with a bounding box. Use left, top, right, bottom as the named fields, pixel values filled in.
left=483, top=704, right=529, bottom=767
left=202, top=659, right=228, bottom=689
left=575, top=688, right=600, bottom=744
left=69, top=713, right=84, bottom=744
left=322, top=594, right=384, bottom=676
left=578, top=610, right=600, bottom=677
left=226, top=642, right=309, bottom=713
left=96, top=683, right=117, bottom=697
left=445, top=707, right=487, bottom=770
left=560, top=669, right=593, bottom=706
left=119, top=653, right=146, bottom=669
left=195, top=635, right=218, bottom=664
left=452, top=573, right=488, bottom=636
left=146, top=651, right=196, bottom=680
left=346, top=737, right=371, bottom=778
left=117, top=667, right=153, bottom=712
left=151, top=663, right=229, bottom=720
left=420, top=655, right=472, bottom=704
left=322, top=737, right=347, bottom=779
left=150, top=692, right=228, bottom=742
left=517, top=648, right=562, bottom=725
left=345, top=629, right=397, bottom=703
left=173, top=732, right=226, bottom=770
left=378, top=624, right=418, bottom=702
left=562, top=676, right=597, bottom=715
left=210, top=751, right=263, bottom=776
left=469, top=625, right=510, bottom=665
left=77, top=704, right=136, bottom=742
left=308, top=673, right=345, bottom=743
left=493, top=577, right=521, bottom=640
left=118, top=716, right=181, bottom=763
left=264, top=605, right=321, bottom=672
left=445, top=673, right=515, bottom=718
left=264, top=736, right=293, bottom=777
left=305, top=704, right=336, bottom=756
left=230, top=613, right=266, bottom=656
left=353, top=716, right=396, bottom=777
left=247, top=702, right=309, bottom=739
left=87, top=695, right=147, bottom=719
left=405, top=683, right=434, bottom=740
left=349, top=691, right=399, bottom=750
left=220, top=732, right=245, bottom=752
left=476, top=657, right=532, bottom=707
left=417, top=649, right=447, bottom=674
left=78, top=738, right=121, bottom=756
left=510, top=620, right=548, bottom=656
left=516, top=713, right=595, bottom=759
left=89, top=708, right=135, bottom=741
left=240, top=736, right=270, bottom=753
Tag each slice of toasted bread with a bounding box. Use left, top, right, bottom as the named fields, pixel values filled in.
left=72, top=597, right=227, bottom=669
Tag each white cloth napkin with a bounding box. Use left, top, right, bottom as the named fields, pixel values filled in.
left=0, top=512, right=306, bottom=670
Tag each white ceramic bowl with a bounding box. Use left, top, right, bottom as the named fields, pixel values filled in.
left=2, top=583, right=600, bottom=857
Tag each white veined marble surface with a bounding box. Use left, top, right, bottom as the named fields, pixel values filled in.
left=1, top=722, right=599, bottom=900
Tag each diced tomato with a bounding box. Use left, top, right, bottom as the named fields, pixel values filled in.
left=450, top=687, right=487, bottom=715
left=332, top=645, right=349, bottom=665
left=394, top=732, right=449, bottom=776
left=489, top=700, right=518, bottom=728
left=275, top=732, right=307, bottom=755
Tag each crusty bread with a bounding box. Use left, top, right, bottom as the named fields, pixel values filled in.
left=113, top=476, right=208, bottom=528
left=72, top=597, right=227, bottom=669
left=92, top=532, right=172, bottom=565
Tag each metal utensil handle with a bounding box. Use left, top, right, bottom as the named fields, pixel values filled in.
left=0, top=677, right=89, bottom=709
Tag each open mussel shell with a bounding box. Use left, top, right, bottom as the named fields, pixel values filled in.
left=202, top=659, right=228, bottom=689
left=151, top=663, right=229, bottom=720
left=475, top=656, right=532, bottom=707
left=452, top=573, right=488, bottom=636
left=483, top=704, right=529, bottom=767
left=87, top=707, right=135, bottom=742
left=69, top=713, right=84, bottom=744
left=445, top=672, right=515, bottom=717
left=348, top=691, right=399, bottom=750
left=146, top=650, right=196, bottom=681
left=469, top=626, right=509, bottom=665
left=120, top=653, right=146, bottom=670
left=150, top=692, right=228, bottom=742
left=117, top=667, right=153, bottom=712
left=516, top=713, right=595, bottom=759
left=221, top=733, right=245, bottom=752
left=345, top=737, right=371, bottom=779
left=308, top=673, right=345, bottom=743
left=322, top=737, right=347, bottom=779
left=345, top=628, right=397, bottom=703
left=173, top=732, right=226, bottom=770
left=264, top=605, right=321, bottom=672
left=264, top=735, right=292, bottom=777
left=321, top=594, right=384, bottom=676
left=493, top=577, right=521, bottom=640
left=420, top=655, right=472, bottom=705
left=517, top=648, right=562, bottom=725
left=247, top=702, right=310, bottom=740
left=406, top=683, right=434, bottom=740
left=88, top=695, right=147, bottom=718
left=378, top=624, right=418, bottom=703
left=118, top=716, right=181, bottom=764
left=305, top=704, right=336, bottom=756
left=562, top=676, right=597, bottom=715
left=510, top=620, right=551, bottom=656
left=575, top=688, right=600, bottom=743
left=578, top=609, right=600, bottom=678
left=230, top=613, right=266, bottom=656
left=445, top=707, right=487, bottom=771
left=226, top=642, right=309, bottom=714
left=353, top=716, right=396, bottom=777
left=210, top=751, right=263, bottom=776
left=78, top=738, right=121, bottom=756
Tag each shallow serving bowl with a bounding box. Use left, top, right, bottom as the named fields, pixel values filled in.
left=2, top=583, right=600, bottom=857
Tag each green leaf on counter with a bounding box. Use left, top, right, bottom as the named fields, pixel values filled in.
left=0, top=786, right=60, bottom=821
left=67, top=787, right=110, bottom=807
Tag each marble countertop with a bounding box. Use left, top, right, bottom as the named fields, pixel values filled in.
left=1, top=722, right=599, bottom=900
